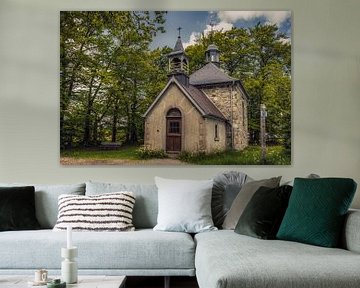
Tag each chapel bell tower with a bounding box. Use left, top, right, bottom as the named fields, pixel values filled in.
left=168, top=27, right=189, bottom=86
left=205, top=44, right=220, bottom=67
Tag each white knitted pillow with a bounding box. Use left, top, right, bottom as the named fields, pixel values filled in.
left=53, top=192, right=135, bottom=231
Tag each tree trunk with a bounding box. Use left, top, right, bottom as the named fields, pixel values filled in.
left=126, top=80, right=139, bottom=145
left=83, top=76, right=95, bottom=146
left=92, top=119, right=99, bottom=145
left=112, top=101, right=119, bottom=143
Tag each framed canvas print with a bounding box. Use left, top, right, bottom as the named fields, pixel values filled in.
left=60, top=11, right=291, bottom=165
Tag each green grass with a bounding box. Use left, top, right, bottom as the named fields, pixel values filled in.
left=61, top=145, right=140, bottom=160
left=179, top=145, right=291, bottom=165
left=61, top=145, right=291, bottom=165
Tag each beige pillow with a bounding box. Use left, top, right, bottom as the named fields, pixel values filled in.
left=222, top=177, right=281, bottom=230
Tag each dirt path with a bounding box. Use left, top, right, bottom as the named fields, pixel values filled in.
left=60, top=157, right=188, bottom=166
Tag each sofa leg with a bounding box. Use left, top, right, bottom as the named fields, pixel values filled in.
left=164, top=276, right=170, bottom=288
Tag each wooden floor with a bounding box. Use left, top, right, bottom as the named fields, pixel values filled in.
left=126, top=276, right=199, bottom=288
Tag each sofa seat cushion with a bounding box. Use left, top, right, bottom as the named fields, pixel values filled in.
left=195, top=230, right=360, bottom=288
left=0, top=229, right=195, bottom=270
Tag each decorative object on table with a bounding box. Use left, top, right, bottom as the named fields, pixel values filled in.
left=47, top=279, right=66, bottom=288
left=35, top=269, right=48, bottom=283
left=27, top=269, right=51, bottom=287
left=61, top=226, right=78, bottom=284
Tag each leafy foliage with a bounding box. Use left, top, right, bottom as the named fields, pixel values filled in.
left=136, top=147, right=168, bottom=159
left=60, top=11, right=167, bottom=148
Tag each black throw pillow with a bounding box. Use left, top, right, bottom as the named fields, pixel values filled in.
left=0, top=186, right=41, bottom=231
left=234, top=185, right=292, bottom=239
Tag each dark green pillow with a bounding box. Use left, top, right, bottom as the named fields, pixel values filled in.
left=276, top=178, right=357, bottom=247
left=235, top=185, right=292, bottom=239
left=0, top=186, right=41, bottom=231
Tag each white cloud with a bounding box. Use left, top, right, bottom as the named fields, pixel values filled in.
left=204, top=21, right=233, bottom=35
left=218, top=11, right=291, bottom=26
left=183, top=21, right=233, bottom=48
left=183, top=11, right=290, bottom=48
left=183, top=31, right=201, bottom=48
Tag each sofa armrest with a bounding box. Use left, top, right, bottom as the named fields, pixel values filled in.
left=342, top=209, right=360, bottom=253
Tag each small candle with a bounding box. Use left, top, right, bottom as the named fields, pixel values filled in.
left=67, top=225, right=72, bottom=249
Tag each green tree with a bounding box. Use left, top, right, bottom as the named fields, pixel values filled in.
left=60, top=11, right=166, bottom=148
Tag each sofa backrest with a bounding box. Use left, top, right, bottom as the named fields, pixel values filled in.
left=341, top=209, right=360, bottom=253
left=0, top=183, right=86, bottom=228
left=86, top=181, right=158, bottom=229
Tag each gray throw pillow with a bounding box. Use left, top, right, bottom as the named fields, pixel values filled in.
left=153, top=177, right=217, bottom=233
left=212, top=171, right=249, bottom=228
left=222, top=177, right=281, bottom=230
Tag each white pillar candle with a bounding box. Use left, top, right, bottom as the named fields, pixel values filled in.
left=67, top=225, right=72, bottom=249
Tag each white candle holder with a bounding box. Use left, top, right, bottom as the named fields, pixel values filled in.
left=61, top=247, right=78, bottom=284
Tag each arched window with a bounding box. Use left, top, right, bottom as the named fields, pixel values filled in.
left=167, top=108, right=181, bottom=118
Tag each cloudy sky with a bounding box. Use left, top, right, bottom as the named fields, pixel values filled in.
left=151, top=11, right=291, bottom=49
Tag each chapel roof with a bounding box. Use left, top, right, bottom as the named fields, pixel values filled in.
left=143, top=77, right=226, bottom=121
left=206, top=44, right=219, bottom=51
left=189, top=62, right=237, bottom=86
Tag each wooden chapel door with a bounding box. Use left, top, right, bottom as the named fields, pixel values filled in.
left=166, top=108, right=182, bottom=152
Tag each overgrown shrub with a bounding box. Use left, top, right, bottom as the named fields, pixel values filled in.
left=136, top=147, right=167, bottom=159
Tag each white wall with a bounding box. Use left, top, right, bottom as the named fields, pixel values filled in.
left=0, top=0, right=359, bottom=208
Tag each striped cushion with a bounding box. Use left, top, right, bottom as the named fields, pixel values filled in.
left=53, top=192, right=136, bottom=232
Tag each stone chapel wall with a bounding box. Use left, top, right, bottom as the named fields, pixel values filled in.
left=201, top=84, right=248, bottom=150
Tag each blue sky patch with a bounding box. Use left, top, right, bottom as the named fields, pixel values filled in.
left=151, top=11, right=292, bottom=49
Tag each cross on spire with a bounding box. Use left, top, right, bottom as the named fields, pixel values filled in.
left=210, top=20, right=215, bottom=32
left=177, top=27, right=182, bottom=38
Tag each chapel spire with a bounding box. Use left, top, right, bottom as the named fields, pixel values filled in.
left=168, top=27, right=189, bottom=86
